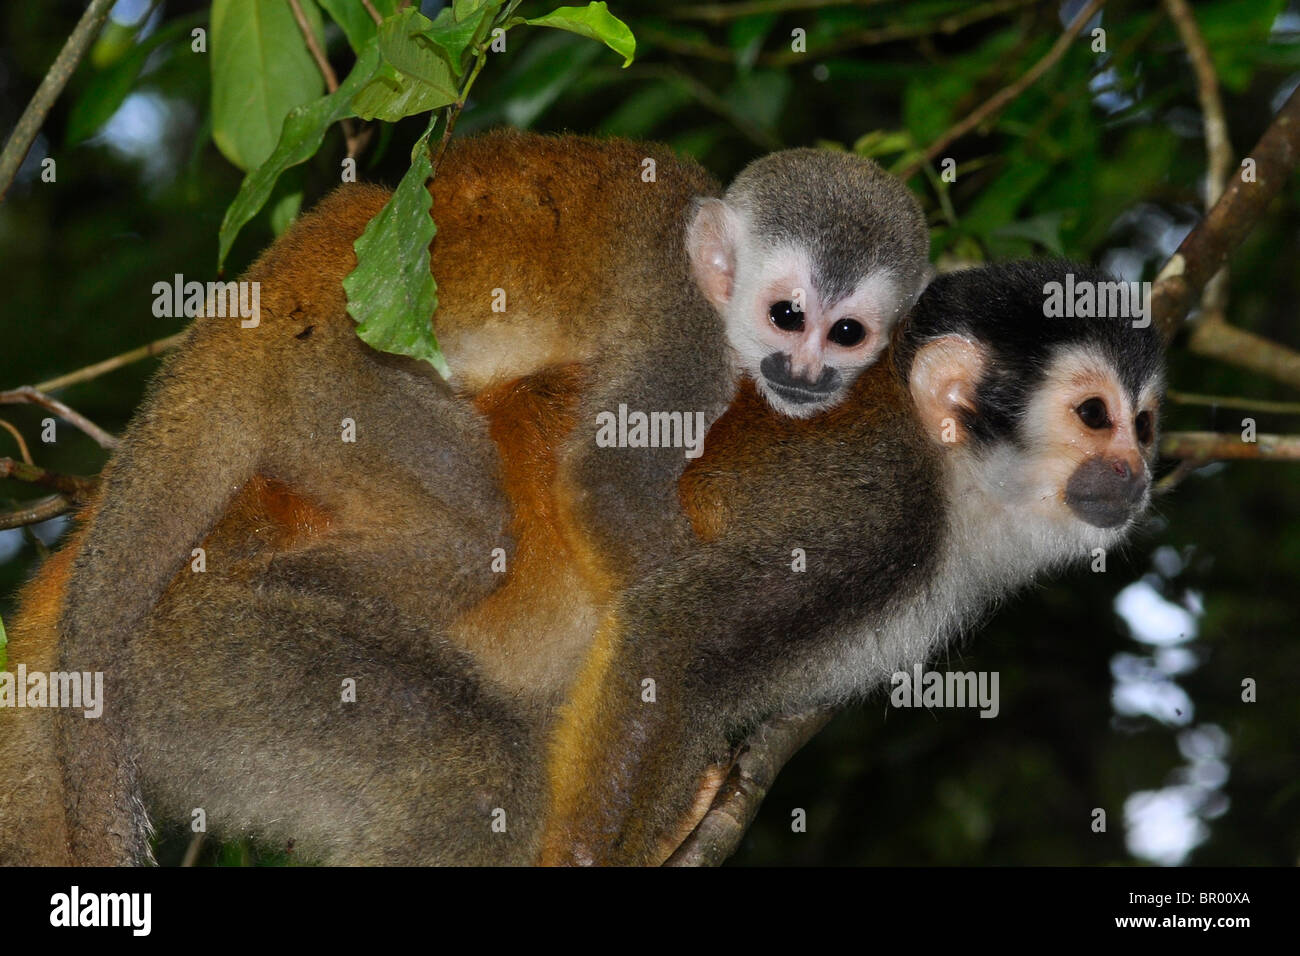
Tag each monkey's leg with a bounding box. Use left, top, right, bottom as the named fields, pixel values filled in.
left=56, top=328, right=267, bottom=865
left=0, top=544, right=79, bottom=865
left=129, top=575, right=546, bottom=865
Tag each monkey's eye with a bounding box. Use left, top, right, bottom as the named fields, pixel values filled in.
left=1075, top=397, right=1111, bottom=430
left=828, top=318, right=866, bottom=347
left=1135, top=410, right=1154, bottom=445
left=769, top=301, right=804, bottom=332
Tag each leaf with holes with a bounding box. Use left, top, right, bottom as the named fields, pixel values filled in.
left=343, top=132, right=447, bottom=376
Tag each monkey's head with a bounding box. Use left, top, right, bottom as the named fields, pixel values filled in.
left=687, top=149, right=929, bottom=419
left=899, top=261, right=1165, bottom=553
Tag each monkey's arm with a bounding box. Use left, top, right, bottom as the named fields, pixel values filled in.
left=561, top=294, right=735, bottom=581
left=539, top=613, right=723, bottom=866
left=539, top=538, right=819, bottom=866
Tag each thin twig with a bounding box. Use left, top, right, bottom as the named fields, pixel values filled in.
left=666, top=708, right=834, bottom=866
left=1164, top=0, right=1233, bottom=320
left=289, top=0, right=340, bottom=89
left=34, top=333, right=183, bottom=392
left=1154, top=458, right=1199, bottom=494
left=0, top=419, right=32, bottom=464
left=0, top=387, right=118, bottom=450
left=362, top=0, right=384, bottom=26
left=1160, top=430, right=1300, bottom=460
left=180, top=833, right=205, bottom=867
left=0, top=494, right=72, bottom=531
left=1166, top=390, right=1300, bottom=415
left=432, top=54, right=489, bottom=174
left=0, top=0, right=116, bottom=200
left=901, top=0, right=1107, bottom=181
left=0, top=457, right=97, bottom=500
left=287, top=0, right=369, bottom=159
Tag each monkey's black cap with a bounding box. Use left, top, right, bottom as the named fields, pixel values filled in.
left=896, top=260, right=1166, bottom=445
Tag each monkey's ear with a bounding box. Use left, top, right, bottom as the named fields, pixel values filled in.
left=686, top=198, right=740, bottom=310
left=909, top=335, right=985, bottom=444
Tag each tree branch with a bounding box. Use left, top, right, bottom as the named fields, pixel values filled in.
left=33, top=333, right=183, bottom=393
left=287, top=0, right=370, bottom=160
left=1151, top=84, right=1300, bottom=343
left=665, top=708, right=834, bottom=866
left=0, top=494, right=74, bottom=531
left=0, top=387, right=118, bottom=450
left=0, top=457, right=97, bottom=500
left=0, top=0, right=116, bottom=200
left=1160, top=430, right=1300, bottom=461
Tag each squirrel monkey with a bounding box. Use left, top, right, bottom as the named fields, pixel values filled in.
left=539, top=261, right=1166, bottom=865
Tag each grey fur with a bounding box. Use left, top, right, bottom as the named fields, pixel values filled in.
left=727, top=149, right=929, bottom=305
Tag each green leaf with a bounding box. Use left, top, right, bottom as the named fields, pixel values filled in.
left=269, top=189, right=304, bottom=236
left=727, top=13, right=777, bottom=71
left=343, top=129, right=447, bottom=377
left=217, top=39, right=382, bottom=269
left=1195, top=0, right=1286, bottom=92
left=425, top=4, right=492, bottom=77
left=378, top=7, right=460, bottom=95
left=67, top=13, right=205, bottom=145
left=722, top=70, right=790, bottom=132
left=597, top=81, right=692, bottom=137
left=991, top=211, right=1066, bottom=256
left=500, top=35, right=602, bottom=128
left=524, top=2, right=636, bottom=67
left=211, top=0, right=327, bottom=172
left=351, top=63, right=456, bottom=122
left=318, top=0, right=400, bottom=52
left=453, top=0, right=504, bottom=23
left=90, top=19, right=141, bottom=69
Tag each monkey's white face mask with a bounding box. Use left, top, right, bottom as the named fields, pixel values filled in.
left=687, top=199, right=916, bottom=420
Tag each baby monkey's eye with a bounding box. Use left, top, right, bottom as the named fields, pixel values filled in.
left=1075, top=397, right=1110, bottom=430
left=828, top=318, right=866, bottom=347
left=1135, top=410, right=1154, bottom=445
left=769, top=301, right=804, bottom=331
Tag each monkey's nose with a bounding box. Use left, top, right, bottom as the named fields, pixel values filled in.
left=1064, top=456, right=1148, bottom=528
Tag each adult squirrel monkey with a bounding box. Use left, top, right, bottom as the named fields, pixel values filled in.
left=540, top=261, right=1165, bottom=865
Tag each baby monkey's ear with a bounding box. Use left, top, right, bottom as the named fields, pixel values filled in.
left=908, top=335, right=985, bottom=445
left=686, top=198, right=741, bottom=310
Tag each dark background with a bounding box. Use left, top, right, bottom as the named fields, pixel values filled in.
left=1, top=0, right=1296, bottom=865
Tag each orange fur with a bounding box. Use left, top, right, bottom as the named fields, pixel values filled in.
left=450, top=365, right=617, bottom=695
left=0, top=497, right=99, bottom=863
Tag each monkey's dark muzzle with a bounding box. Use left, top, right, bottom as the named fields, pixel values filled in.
left=1064, top=456, right=1148, bottom=528
left=759, top=353, right=841, bottom=404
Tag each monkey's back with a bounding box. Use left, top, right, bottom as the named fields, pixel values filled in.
left=428, top=129, right=722, bottom=391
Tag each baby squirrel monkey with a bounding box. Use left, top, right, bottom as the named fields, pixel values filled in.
left=686, top=148, right=928, bottom=418
left=541, top=260, right=1166, bottom=865
left=440, top=144, right=928, bottom=418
